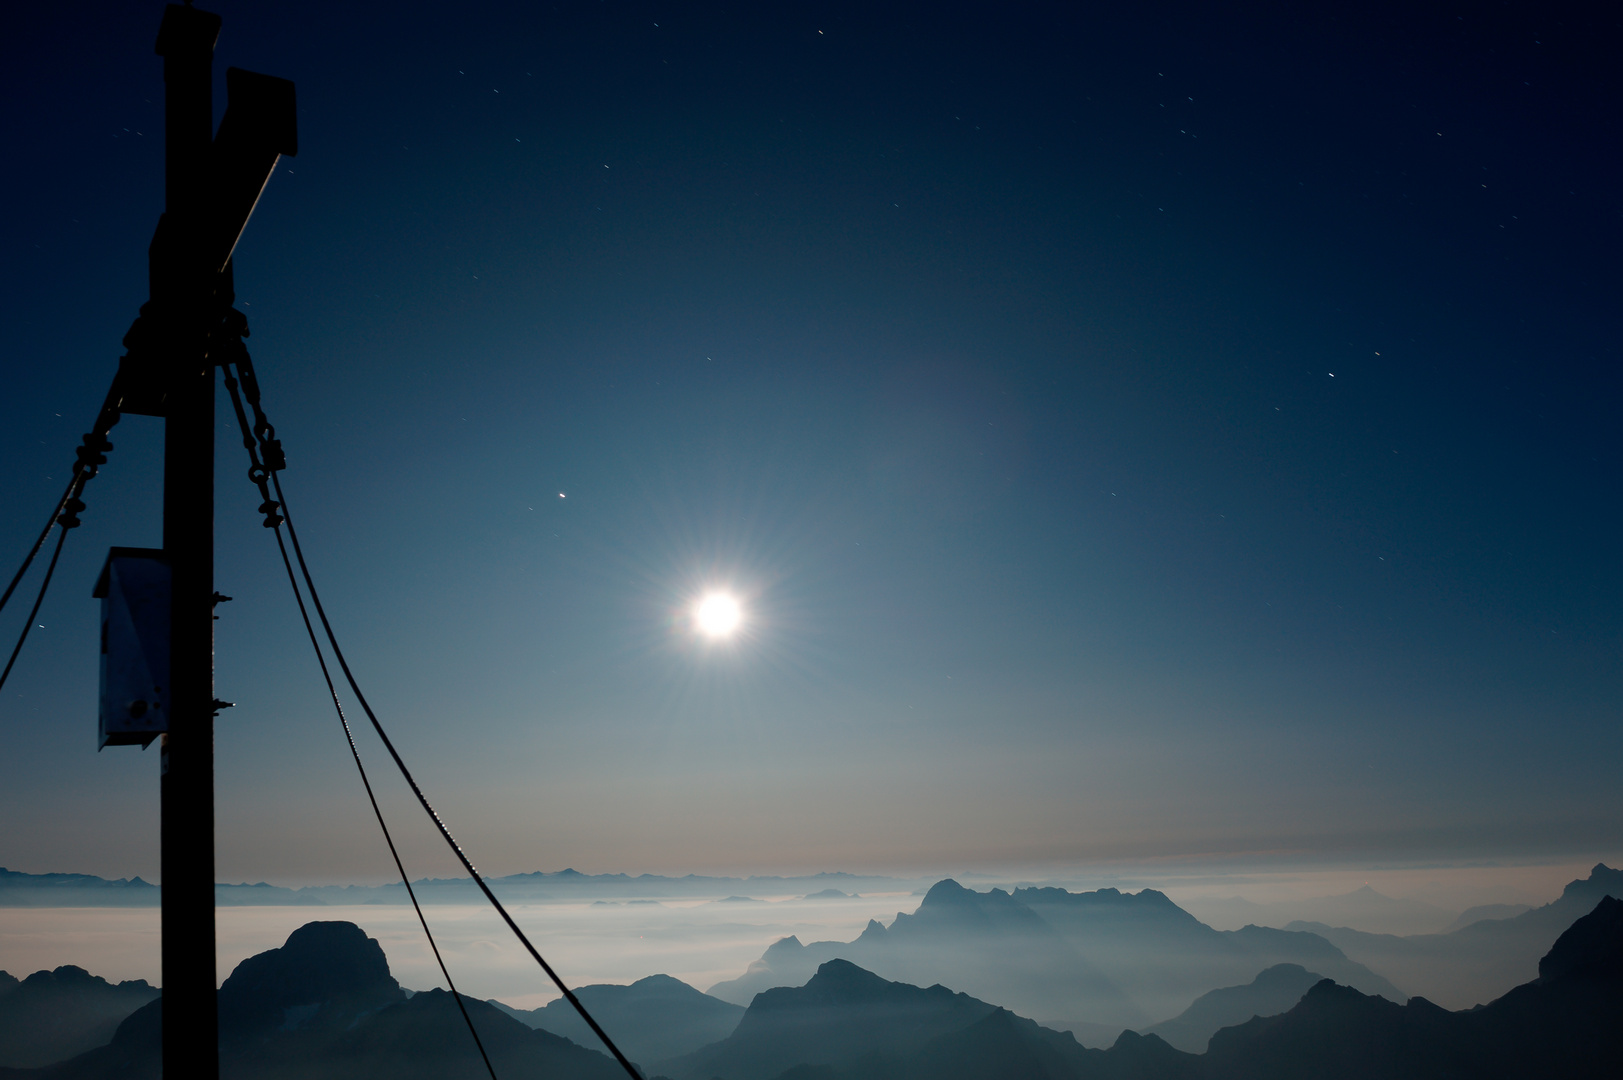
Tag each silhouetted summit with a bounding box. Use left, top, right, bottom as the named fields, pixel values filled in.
left=745, top=879, right=1142, bottom=1027
left=1012, top=883, right=1401, bottom=1024
left=688, top=894, right=1623, bottom=1080
left=1201, top=895, right=1623, bottom=1080
left=1284, top=861, right=1623, bottom=1008
left=218, top=920, right=403, bottom=1037
left=13, top=921, right=628, bottom=1080
left=0, top=965, right=158, bottom=1069
left=710, top=878, right=1398, bottom=1033
left=495, top=972, right=742, bottom=1062
left=1539, top=894, right=1623, bottom=982
left=674, top=957, right=1011, bottom=1078
left=666, top=958, right=1183, bottom=1080
left=12, top=901, right=1623, bottom=1080
left=1143, top=964, right=1325, bottom=1053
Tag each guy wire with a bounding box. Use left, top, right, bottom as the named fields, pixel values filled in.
left=272, top=469, right=646, bottom=1080
left=0, top=527, right=69, bottom=696
left=271, top=525, right=500, bottom=1080
left=223, top=360, right=498, bottom=1077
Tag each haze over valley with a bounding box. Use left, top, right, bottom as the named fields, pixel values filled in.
left=4, top=861, right=1621, bottom=1077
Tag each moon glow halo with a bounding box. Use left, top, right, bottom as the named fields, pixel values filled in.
left=693, top=593, right=743, bottom=639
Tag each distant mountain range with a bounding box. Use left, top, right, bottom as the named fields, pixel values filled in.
left=6, top=893, right=1621, bottom=1079
left=708, top=878, right=1401, bottom=1032
left=0, top=867, right=923, bottom=907
left=0, top=870, right=158, bottom=909
left=1281, top=862, right=1623, bottom=1008
left=1196, top=895, right=1623, bottom=1079
left=661, top=896, right=1623, bottom=1079
left=1184, top=884, right=1459, bottom=936
left=1444, top=902, right=1535, bottom=933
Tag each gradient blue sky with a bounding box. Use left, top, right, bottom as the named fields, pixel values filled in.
left=1, top=1, right=1618, bottom=885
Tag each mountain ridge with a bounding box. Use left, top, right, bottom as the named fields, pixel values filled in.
left=676, top=896, right=1623, bottom=1080
left=7, top=898, right=1621, bottom=1079
left=492, top=972, right=742, bottom=1063
left=0, top=967, right=158, bottom=1069
left=1, top=922, right=627, bottom=1080
left=709, top=876, right=1401, bottom=1031
left=1281, top=862, right=1622, bottom=1007
left=0, top=866, right=926, bottom=907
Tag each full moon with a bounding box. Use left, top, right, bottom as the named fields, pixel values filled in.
left=693, top=593, right=742, bottom=638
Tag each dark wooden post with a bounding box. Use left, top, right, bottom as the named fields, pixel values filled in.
left=153, top=5, right=223, bottom=1077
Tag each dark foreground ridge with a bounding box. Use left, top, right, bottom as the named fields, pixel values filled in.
left=0, top=967, right=158, bottom=1069
left=1282, top=862, right=1623, bottom=1007
left=0, top=921, right=629, bottom=1080
left=659, top=957, right=1188, bottom=1080
left=493, top=974, right=743, bottom=1063
left=1141, top=964, right=1326, bottom=1053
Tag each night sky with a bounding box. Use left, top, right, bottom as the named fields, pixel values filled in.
left=1, top=1, right=1618, bottom=885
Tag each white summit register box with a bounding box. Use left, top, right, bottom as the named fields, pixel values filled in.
left=93, top=547, right=171, bottom=749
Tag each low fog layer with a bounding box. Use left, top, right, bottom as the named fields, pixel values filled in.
left=7, top=880, right=1622, bottom=1079
left=0, top=892, right=923, bottom=1009
left=8, top=861, right=1618, bottom=1025
left=3, top=857, right=1611, bottom=1008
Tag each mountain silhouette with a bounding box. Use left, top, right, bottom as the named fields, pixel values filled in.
left=1141, top=964, right=1325, bottom=1053
left=1444, top=902, right=1533, bottom=933
left=0, top=966, right=158, bottom=1069
left=710, top=879, right=1145, bottom=1028
left=681, top=897, right=1623, bottom=1080
left=219, top=921, right=404, bottom=1036
left=493, top=973, right=743, bottom=1062
left=10, top=899, right=1623, bottom=1079
left=1012, top=883, right=1401, bottom=1023
left=1202, top=894, right=1623, bottom=1079
left=6, top=922, right=627, bottom=1080
left=0, top=867, right=923, bottom=909
left=1285, top=862, right=1623, bottom=1007
left=303, top=990, right=631, bottom=1080
left=1188, top=885, right=1455, bottom=936
left=664, top=957, right=1193, bottom=1080
left=0, top=869, right=157, bottom=909
left=709, top=878, right=1398, bottom=1032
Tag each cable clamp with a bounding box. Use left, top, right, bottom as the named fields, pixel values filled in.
left=57, top=498, right=87, bottom=529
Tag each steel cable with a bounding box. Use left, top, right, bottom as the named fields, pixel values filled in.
left=0, top=391, right=120, bottom=694
left=270, top=469, right=646, bottom=1080
left=270, top=525, right=500, bottom=1080
left=0, top=478, right=76, bottom=617
left=224, top=349, right=643, bottom=1078
left=0, top=527, right=69, bottom=697
left=222, top=363, right=498, bottom=1078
